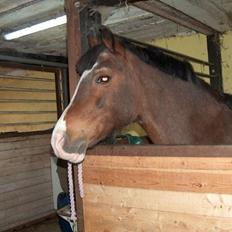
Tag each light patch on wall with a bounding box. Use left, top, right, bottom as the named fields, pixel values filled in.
left=221, top=31, right=232, bottom=94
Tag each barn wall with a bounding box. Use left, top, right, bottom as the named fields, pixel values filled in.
left=0, top=64, right=63, bottom=230
left=0, top=133, right=54, bottom=231
left=83, top=145, right=232, bottom=232
left=150, top=31, right=232, bottom=94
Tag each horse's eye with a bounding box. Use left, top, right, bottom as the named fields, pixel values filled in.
left=96, top=76, right=111, bottom=84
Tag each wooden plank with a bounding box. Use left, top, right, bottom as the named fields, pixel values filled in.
left=85, top=154, right=232, bottom=170
left=0, top=182, right=52, bottom=202
left=84, top=202, right=232, bottom=232
left=85, top=184, right=232, bottom=218
left=65, top=0, right=81, bottom=96
left=0, top=183, right=52, bottom=209
left=0, top=197, right=53, bottom=220
left=159, top=0, right=232, bottom=32
left=84, top=166, right=232, bottom=194
left=87, top=145, right=232, bottom=157
left=1, top=210, right=55, bottom=232
left=0, top=146, right=51, bottom=160
left=1, top=213, right=56, bottom=232
left=0, top=153, right=50, bottom=170
left=0, top=158, right=50, bottom=177
left=0, top=173, right=51, bottom=194
left=0, top=198, right=53, bottom=228
left=0, top=167, right=51, bottom=185
left=0, top=134, right=51, bottom=151
left=0, top=133, right=50, bottom=142
left=133, top=1, right=216, bottom=35
left=65, top=0, right=85, bottom=230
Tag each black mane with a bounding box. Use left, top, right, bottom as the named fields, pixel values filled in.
left=76, top=44, right=105, bottom=75
left=120, top=37, right=198, bottom=84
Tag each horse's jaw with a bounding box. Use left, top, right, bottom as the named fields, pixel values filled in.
left=51, top=132, right=87, bottom=164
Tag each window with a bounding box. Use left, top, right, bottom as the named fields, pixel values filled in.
left=0, top=64, right=62, bottom=133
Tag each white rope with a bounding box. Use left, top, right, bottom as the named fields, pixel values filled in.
left=67, top=160, right=84, bottom=227
left=67, top=162, right=77, bottom=222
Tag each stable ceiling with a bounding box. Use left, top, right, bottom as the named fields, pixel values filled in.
left=0, top=0, right=232, bottom=57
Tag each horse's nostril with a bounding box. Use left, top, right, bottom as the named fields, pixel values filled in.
left=63, top=137, right=87, bottom=154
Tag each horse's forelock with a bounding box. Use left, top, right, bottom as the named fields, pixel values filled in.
left=76, top=44, right=105, bottom=76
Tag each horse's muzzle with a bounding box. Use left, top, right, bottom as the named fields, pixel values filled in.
left=51, top=132, right=87, bottom=164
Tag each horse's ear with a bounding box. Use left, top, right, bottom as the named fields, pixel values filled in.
left=100, top=26, right=125, bottom=57
left=87, top=27, right=101, bottom=48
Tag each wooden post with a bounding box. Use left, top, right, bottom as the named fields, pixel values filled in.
left=65, top=1, right=84, bottom=231
left=207, top=33, right=223, bottom=94
left=65, top=1, right=101, bottom=231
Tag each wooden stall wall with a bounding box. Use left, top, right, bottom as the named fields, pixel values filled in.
left=0, top=65, right=60, bottom=231
left=0, top=134, right=54, bottom=231
left=83, top=145, right=232, bottom=232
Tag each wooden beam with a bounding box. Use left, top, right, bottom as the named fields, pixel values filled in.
left=207, top=33, right=223, bottom=94
left=159, top=0, right=232, bottom=33
left=65, top=2, right=102, bottom=232
left=64, top=1, right=84, bottom=231
left=133, top=0, right=216, bottom=35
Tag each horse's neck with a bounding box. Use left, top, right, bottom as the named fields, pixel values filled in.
left=136, top=64, right=232, bottom=144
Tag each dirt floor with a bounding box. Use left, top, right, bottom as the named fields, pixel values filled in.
left=15, top=216, right=61, bottom=232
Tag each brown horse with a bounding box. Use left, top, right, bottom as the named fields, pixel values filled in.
left=51, top=26, right=232, bottom=163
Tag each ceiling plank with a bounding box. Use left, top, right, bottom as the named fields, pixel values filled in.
left=133, top=0, right=216, bottom=35
left=0, top=0, right=39, bottom=15
left=158, top=0, right=232, bottom=32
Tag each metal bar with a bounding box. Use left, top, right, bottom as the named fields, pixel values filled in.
left=0, top=74, right=54, bottom=82
left=207, top=33, right=223, bottom=94
left=0, top=87, right=55, bottom=93
left=133, top=1, right=216, bottom=35
left=195, top=72, right=212, bottom=79
left=0, top=55, right=67, bottom=68
left=157, top=47, right=212, bottom=67
left=0, top=111, right=57, bottom=114
left=0, top=99, right=57, bottom=103
left=0, top=121, right=56, bottom=126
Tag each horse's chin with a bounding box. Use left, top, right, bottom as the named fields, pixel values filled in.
left=52, top=133, right=87, bottom=164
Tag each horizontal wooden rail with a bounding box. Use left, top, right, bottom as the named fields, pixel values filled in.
left=87, top=145, right=232, bottom=157
left=0, top=74, right=54, bottom=82
left=0, top=87, right=55, bottom=93
left=84, top=145, right=232, bottom=194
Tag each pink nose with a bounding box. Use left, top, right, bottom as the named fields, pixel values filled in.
left=51, top=132, right=86, bottom=164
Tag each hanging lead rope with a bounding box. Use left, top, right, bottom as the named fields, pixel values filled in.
left=78, top=163, right=84, bottom=198
left=67, top=161, right=84, bottom=223
left=67, top=162, right=77, bottom=222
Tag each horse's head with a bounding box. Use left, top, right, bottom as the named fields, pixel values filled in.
left=51, top=27, right=140, bottom=163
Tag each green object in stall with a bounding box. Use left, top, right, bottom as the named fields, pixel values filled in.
left=103, top=134, right=144, bottom=145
